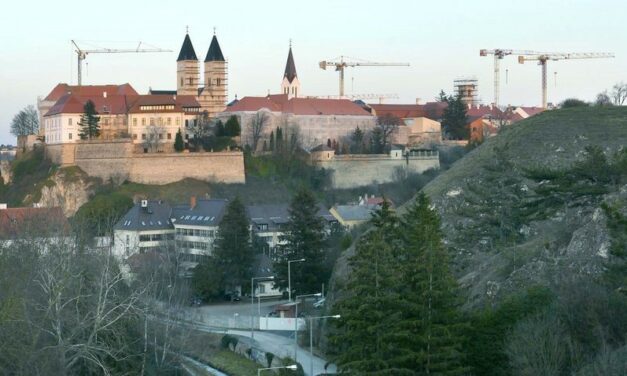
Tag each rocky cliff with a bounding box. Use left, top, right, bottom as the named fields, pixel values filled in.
left=327, top=107, right=627, bottom=311
left=27, top=167, right=95, bottom=217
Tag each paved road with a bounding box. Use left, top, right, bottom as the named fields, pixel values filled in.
left=160, top=300, right=337, bottom=376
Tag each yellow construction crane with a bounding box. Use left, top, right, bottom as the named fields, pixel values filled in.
left=71, top=40, right=172, bottom=86
left=518, top=52, right=614, bottom=108
left=319, top=56, right=409, bottom=97
left=480, top=49, right=544, bottom=107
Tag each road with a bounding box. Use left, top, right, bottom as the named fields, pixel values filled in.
left=161, top=299, right=337, bottom=376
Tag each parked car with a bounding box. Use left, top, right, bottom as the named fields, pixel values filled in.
left=189, top=296, right=202, bottom=307
left=224, top=292, right=242, bottom=302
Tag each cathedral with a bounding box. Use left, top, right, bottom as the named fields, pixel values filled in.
left=174, top=31, right=228, bottom=117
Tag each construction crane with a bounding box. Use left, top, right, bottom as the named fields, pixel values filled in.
left=71, top=40, right=172, bottom=86
left=479, top=49, right=544, bottom=107
left=518, top=52, right=615, bottom=108
left=319, top=56, right=409, bottom=97
left=317, top=93, right=399, bottom=104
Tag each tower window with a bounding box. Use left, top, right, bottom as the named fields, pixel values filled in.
left=180, top=78, right=183, bottom=87
left=189, top=78, right=193, bottom=85
left=68, top=118, right=72, bottom=125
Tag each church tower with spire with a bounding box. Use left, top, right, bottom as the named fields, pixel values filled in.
left=281, top=43, right=300, bottom=99
left=176, top=31, right=200, bottom=96
left=198, top=31, right=228, bottom=116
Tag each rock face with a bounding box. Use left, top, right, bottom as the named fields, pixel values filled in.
left=0, top=161, right=11, bottom=184
left=33, top=168, right=94, bottom=217
left=326, top=107, right=627, bottom=312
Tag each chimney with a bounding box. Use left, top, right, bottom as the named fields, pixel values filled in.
left=103, top=91, right=107, bottom=98
left=415, top=98, right=422, bottom=105
left=0, top=203, right=7, bottom=210
left=190, top=196, right=197, bottom=209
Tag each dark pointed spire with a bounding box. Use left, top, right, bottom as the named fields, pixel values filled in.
left=177, top=33, right=198, bottom=61
left=205, top=34, right=225, bottom=62
left=283, top=44, right=297, bottom=83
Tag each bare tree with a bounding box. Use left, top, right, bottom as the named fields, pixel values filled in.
left=595, top=91, right=613, bottom=107
left=249, top=111, right=270, bottom=152
left=376, top=113, right=402, bottom=149
left=10, top=105, right=39, bottom=137
left=611, top=82, right=627, bottom=105
left=188, top=111, right=212, bottom=150
left=143, top=124, right=166, bottom=153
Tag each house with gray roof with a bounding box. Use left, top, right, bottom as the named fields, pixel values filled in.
left=113, top=200, right=175, bottom=258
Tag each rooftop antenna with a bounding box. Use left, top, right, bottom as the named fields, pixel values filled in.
left=554, top=71, right=557, bottom=87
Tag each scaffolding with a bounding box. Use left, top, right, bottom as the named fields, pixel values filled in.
left=454, top=78, right=479, bottom=106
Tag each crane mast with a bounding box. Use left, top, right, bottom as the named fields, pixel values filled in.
left=518, top=52, right=614, bottom=108
left=479, top=49, right=544, bottom=107
left=71, top=40, right=172, bottom=86
left=319, top=56, right=409, bottom=97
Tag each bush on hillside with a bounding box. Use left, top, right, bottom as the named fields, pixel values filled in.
left=560, top=98, right=589, bottom=108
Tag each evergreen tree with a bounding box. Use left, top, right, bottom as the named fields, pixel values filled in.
left=78, top=100, right=100, bottom=140
left=351, top=126, right=364, bottom=154
left=396, top=193, right=467, bottom=374
left=215, top=120, right=225, bottom=137
left=370, top=127, right=385, bottom=154
left=275, top=188, right=327, bottom=295
left=276, top=127, right=283, bottom=153
left=213, top=197, right=254, bottom=292
left=441, top=94, right=469, bottom=140
left=437, top=89, right=449, bottom=102
left=331, top=202, right=411, bottom=374
left=174, top=130, right=185, bottom=152
left=192, top=257, right=224, bottom=300
left=269, top=130, right=275, bottom=152
left=224, top=115, right=241, bottom=137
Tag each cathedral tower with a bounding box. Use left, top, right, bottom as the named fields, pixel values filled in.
left=176, top=32, right=200, bottom=96
left=198, top=32, right=228, bottom=116
left=281, top=44, right=300, bottom=99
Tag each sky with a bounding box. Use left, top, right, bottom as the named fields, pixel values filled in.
left=0, top=0, right=625, bottom=145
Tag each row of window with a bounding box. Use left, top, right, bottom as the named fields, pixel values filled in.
left=175, top=228, right=215, bottom=237
left=139, top=105, right=175, bottom=111
left=176, top=240, right=211, bottom=251
left=139, top=233, right=174, bottom=242
left=132, top=133, right=173, bottom=141
left=132, top=117, right=181, bottom=127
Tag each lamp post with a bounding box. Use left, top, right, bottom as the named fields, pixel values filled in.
left=257, top=364, right=297, bottom=375
left=287, top=258, right=306, bottom=301
left=309, top=315, right=341, bottom=376
left=251, top=276, right=274, bottom=339
left=294, top=292, right=322, bottom=362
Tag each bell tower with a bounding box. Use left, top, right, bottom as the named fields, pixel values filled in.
left=281, top=41, right=300, bottom=99
left=199, top=30, right=228, bottom=116
left=176, top=30, right=200, bottom=96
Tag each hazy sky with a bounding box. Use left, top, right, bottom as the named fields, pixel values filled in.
left=0, top=0, right=625, bottom=144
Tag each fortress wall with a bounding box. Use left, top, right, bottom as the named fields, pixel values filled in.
left=45, top=143, right=76, bottom=166
left=129, top=152, right=245, bottom=185
left=316, top=155, right=440, bottom=189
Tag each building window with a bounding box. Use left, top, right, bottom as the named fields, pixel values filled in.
left=142, top=134, right=146, bottom=140
left=189, top=77, right=193, bottom=86
left=68, top=118, right=72, bottom=125
left=104, top=118, right=109, bottom=125
left=167, top=117, right=171, bottom=125
left=217, top=78, right=221, bottom=86
left=167, top=133, right=172, bottom=140
left=176, top=118, right=180, bottom=125
left=159, top=133, right=163, bottom=139
left=133, top=134, right=138, bottom=140
left=141, top=118, right=146, bottom=126
left=126, top=235, right=130, bottom=246
left=150, top=118, right=155, bottom=126
left=68, top=133, right=72, bottom=140
left=180, top=78, right=183, bottom=87
left=133, top=118, right=137, bottom=126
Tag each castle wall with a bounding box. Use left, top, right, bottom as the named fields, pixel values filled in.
left=314, top=152, right=440, bottom=189
left=44, top=140, right=245, bottom=185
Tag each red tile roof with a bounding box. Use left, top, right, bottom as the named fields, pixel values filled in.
left=0, top=207, right=68, bottom=239
left=126, top=95, right=200, bottom=113
left=369, top=102, right=447, bottom=120
left=225, top=94, right=371, bottom=116
left=518, top=106, right=545, bottom=117
left=45, top=93, right=133, bottom=116
left=44, top=83, right=138, bottom=102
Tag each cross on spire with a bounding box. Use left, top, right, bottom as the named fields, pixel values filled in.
left=289, top=38, right=292, bottom=48
left=186, top=25, right=189, bottom=34
left=213, top=26, right=216, bottom=35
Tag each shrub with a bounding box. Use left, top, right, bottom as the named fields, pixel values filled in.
left=561, top=98, right=589, bottom=108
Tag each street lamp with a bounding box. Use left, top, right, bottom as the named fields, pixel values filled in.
left=251, top=276, right=274, bottom=339
left=294, top=292, right=322, bottom=362
left=308, top=314, right=341, bottom=376
left=257, top=364, right=297, bottom=375
left=287, top=258, right=306, bottom=301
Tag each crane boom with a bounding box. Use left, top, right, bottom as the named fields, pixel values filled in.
left=71, top=39, right=172, bottom=86
left=479, top=48, right=545, bottom=107
left=319, top=56, right=409, bottom=97
left=518, top=52, right=614, bottom=108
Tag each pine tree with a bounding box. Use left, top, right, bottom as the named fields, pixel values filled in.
left=224, top=115, right=241, bottom=137
left=441, top=94, right=469, bottom=140
left=276, top=127, right=283, bottom=153
left=396, top=193, right=467, bottom=375
left=275, top=188, right=327, bottom=295
left=269, top=130, right=275, bottom=152
left=370, top=127, right=385, bottom=154
left=213, top=198, right=254, bottom=292
left=174, top=130, right=185, bottom=152
left=78, top=100, right=100, bottom=140
left=331, top=202, right=412, bottom=374
left=351, top=126, right=364, bottom=154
